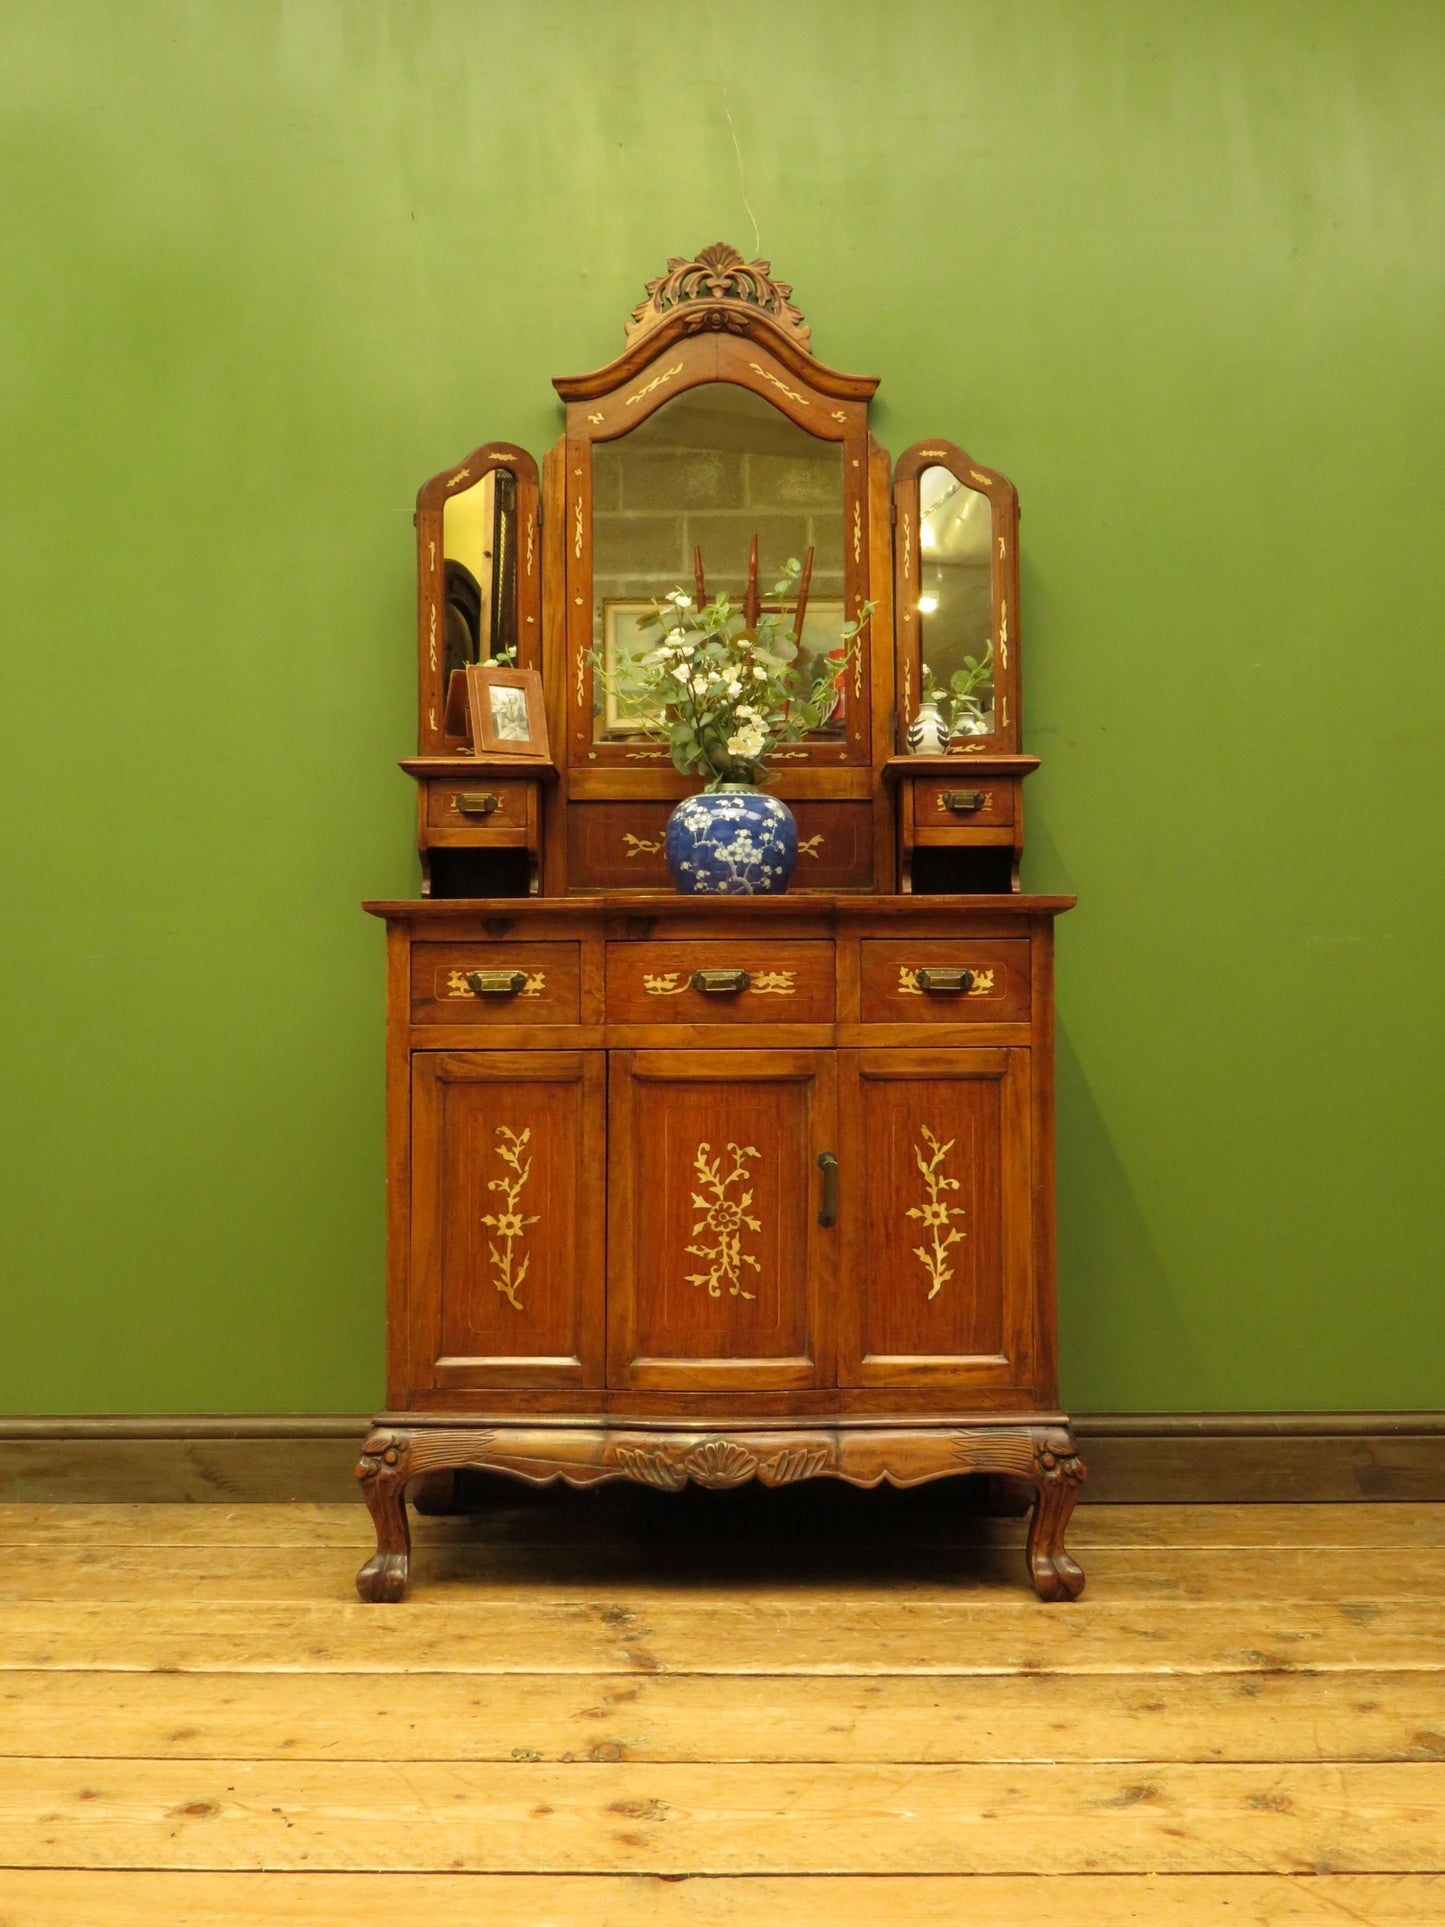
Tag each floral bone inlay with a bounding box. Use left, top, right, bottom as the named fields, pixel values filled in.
left=625, top=361, right=683, bottom=407
left=480, top=1126, right=540, bottom=1311
left=444, top=969, right=545, bottom=999
left=907, top=1126, right=966, bottom=1300
left=685, top=1142, right=762, bottom=1299
left=748, top=361, right=807, bottom=406
left=796, top=835, right=824, bottom=859
left=623, top=833, right=663, bottom=857
left=750, top=970, right=796, bottom=994
left=643, top=972, right=687, bottom=995
left=896, top=966, right=996, bottom=996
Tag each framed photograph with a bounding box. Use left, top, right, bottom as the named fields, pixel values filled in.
left=466, top=665, right=549, bottom=758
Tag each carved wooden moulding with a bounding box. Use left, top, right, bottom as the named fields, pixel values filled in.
left=625, top=242, right=811, bottom=346
left=355, top=1421, right=1086, bottom=1606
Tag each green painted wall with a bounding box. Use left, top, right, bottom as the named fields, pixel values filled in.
left=2, top=1, right=1442, bottom=1416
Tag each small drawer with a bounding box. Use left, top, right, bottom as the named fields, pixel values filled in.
left=424, top=779, right=534, bottom=832
left=410, top=943, right=581, bottom=1025
left=859, top=939, right=1030, bottom=1024
left=607, top=942, right=835, bottom=1024
left=911, top=779, right=1016, bottom=830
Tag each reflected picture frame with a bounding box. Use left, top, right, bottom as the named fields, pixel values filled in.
left=466, top=664, right=549, bottom=758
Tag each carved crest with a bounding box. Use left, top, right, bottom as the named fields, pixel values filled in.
left=626, top=243, right=811, bottom=347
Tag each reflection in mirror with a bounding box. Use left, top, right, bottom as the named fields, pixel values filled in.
left=442, top=468, right=518, bottom=685
left=591, top=384, right=845, bottom=739
left=918, top=466, right=994, bottom=739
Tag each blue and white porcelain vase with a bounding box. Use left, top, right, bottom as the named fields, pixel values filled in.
left=664, top=784, right=798, bottom=895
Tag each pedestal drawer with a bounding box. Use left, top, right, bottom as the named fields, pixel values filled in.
left=607, top=942, right=835, bottom=1025
left=424, top=779, right=534, bottom=833
left=410, top=943, right=581, bottom=1025
left=910, top=778, right=1016, bottom=830
left=859, top=939, right=1031, bottom=1024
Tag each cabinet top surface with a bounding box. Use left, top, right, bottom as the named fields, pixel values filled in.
left=363, top=893, right=1076, bottom=922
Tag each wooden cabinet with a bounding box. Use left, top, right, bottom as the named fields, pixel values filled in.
left=359, top=899, right=1084, bottom=1607
left=358, top=247, right=1084, bottom=1611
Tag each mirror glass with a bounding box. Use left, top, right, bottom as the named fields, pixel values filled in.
left=442, top=467, right=518, bottom=685
left=590, top=384, right=846, bottom=740
left=918, top=465, right=994, bottom=738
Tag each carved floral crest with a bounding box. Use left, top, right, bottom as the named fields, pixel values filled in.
left=626, top=243, right=811, bottom=347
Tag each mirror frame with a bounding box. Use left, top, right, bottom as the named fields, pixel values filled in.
left=892, top=439, right=1020, bottom=756
left=415, top=442, right=541, bottom=754
left=552, top=307, right=885, bottom=792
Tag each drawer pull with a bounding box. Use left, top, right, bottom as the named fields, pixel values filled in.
left=817, top=1151, right=839, bottom=1227
left=940, top=789, right=986, bottom=814
left=465, top=969, right=528, bottom=997
left=914, top=966, right=975, bottom=995
left=690, top=967, right=751, bottom=995
left=453, top=792, right=502, bottom=816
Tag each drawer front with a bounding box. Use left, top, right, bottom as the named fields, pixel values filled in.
left=410, top=943, right=581, bottom=1026
left=607, top=942, right=835, bottom=1025
left=568, top=803, right=671, bottom=890
left=911, top=779, right=1016, bottom=830
left=859, top=939, right=1031, bottom=1025
left=425, top=779, right=533, bottom=832
left=569, top=801, right=873, bottom=892
left=791, top=802, right=875, bottom=890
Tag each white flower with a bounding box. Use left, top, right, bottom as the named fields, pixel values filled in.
left=671, top=667, right=691, bottom=685
left=706, top=670, right=722, bottom=683
left=726, top=679, right=743, bottom=696
left=736, top=704, right=760, bottom=721
left=752, top=666, right=767, bottom=680
left=727, top=724, right=766, bottom=760
left=667, top=592, right=693, bottom=608
left=691, top=676, right=708, bottom=694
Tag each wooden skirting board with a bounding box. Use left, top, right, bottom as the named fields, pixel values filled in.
left=0, top=1412, right=1441, bottom=1504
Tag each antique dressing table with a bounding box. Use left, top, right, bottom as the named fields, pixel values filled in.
left=357, top=246, right=1084, bottom=1602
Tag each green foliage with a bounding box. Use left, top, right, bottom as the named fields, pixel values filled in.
left=591, top=558, right=874, bottom=789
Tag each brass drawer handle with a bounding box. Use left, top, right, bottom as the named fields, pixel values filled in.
left=817, top=1151, right=839, bottom=1227
left=914, top=966, right=975, bottom=994
left=465, top=969, right=527, bottom=996
left=690, top=967, right=751, bottom=995
left=453, top=792, right=503, bottom=816
left=940, top=789, right=986, bottom=814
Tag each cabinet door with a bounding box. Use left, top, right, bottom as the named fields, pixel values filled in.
left=409, top=1051, right=605, bottom=1391
left=838, top=1048, right=1036, bottom=1392
left=607, top=1050, right=837, bottom=1391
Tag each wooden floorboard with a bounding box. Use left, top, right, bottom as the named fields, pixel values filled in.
left=0, top=1500, right=1441, bottom=1917
left=2, top=1871, right=1443, bottom=1926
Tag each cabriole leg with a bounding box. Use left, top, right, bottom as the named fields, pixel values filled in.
left=356, top=1429, right=413, bottom=1602
left=1026, top=1427, right=1087, bottom=1602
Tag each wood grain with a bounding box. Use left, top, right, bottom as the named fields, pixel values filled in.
left=2, top=1758, right=1441, bottom=1873
left=4, top=1597, right=1442, bottom=1675
left=5, top=1666, right=1444, bottom=1765
left=6, top=1871, right=1442, bottom=1926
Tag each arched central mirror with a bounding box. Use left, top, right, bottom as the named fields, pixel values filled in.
left=590, top=384, right=847, bottom=740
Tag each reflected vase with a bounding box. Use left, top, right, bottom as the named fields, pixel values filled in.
left=664, top=784, right=798, bottom=895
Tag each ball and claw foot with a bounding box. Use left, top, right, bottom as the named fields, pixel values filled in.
left=355, top=1550, right=410, bottom=1603
left=356, top=1428, right=414, bottom=1604
left=1026, top=1430, right=1087, bottom=1602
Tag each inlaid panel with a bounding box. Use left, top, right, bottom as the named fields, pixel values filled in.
left=909, top=779, right=1016, bottom=829
left=606, top=941, right=834, bottom=1026
left=409, top=944, right=581, bottom=1026
left=424, top=779, right=535, bottom=832
left=607, top=1050, right=836, bottom=1390
left=409, top=1051, right=605, bottom=1388
left=789, top=802, right=875, bottom=889
left=838, top=1048, right=1035, bottom=1392
left=858, top=938, right=1031, bottom=1025
left=566, top=803, right=672, bottom=890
